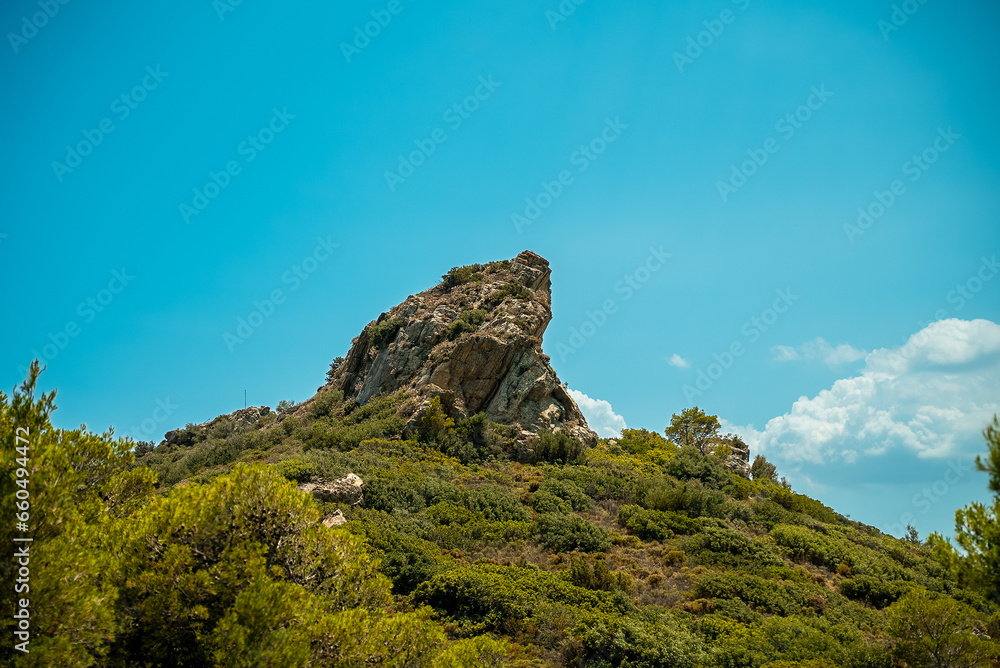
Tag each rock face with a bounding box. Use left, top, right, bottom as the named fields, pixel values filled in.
left=299, top=473, right=364, bottom=505
left=706, top=440, right=751, bottom=478
left=324, top=251, right=597, bottom=445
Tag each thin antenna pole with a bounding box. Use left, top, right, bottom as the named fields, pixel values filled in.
left=244, top=389, right=247, bottom=409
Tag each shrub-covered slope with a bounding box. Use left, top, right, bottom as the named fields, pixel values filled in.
left=122, top=377, right=1000, bottom=667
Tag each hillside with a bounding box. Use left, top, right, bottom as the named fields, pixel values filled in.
left=2, top=252, right=998, bottom=667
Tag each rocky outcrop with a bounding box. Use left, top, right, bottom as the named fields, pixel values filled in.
left=705, top=439, right=751, bottom=477
left=163, top=405, right=271, bottom=446
left=322, top=510, right=347, bottom=527
left=298, top=473, right=364, bottom=505
left=323, top=251, right=597, bottom=445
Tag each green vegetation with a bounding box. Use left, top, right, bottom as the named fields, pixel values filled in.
left=448, top=308, right=488, bottom=339
left=494, top=280, right=532, bottom=302
left=4, top=363, right=998, bottom=666
left=441, top=260, right=512, bottom=290
left=368, top=317, right=406, bottom=348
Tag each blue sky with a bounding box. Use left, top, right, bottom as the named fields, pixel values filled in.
left=1, top=0, right=998, bottom=539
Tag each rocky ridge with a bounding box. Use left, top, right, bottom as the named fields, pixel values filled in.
left=321, top=250, right=598, bottom=445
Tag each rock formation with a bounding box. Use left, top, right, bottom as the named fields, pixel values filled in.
left=299, top=473, right=365, bottom=505
left=705, top=439, right=751, bottom=477
left=322, top=250, right=597, bottom=445
left=162, top=405, right=271, bottom=446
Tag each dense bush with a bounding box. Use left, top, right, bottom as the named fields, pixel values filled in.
left=567, top=556, right=631, bottom=593
left=464, top=485, right=531, bottom=523
left=531, top=478, right=592, bottom=513
left=493, top=280, right=531, bottom=301
left=367, top=317, right=406, bottom=348
left=574, top=609, right=705, bottom=668
left=771, top=523, right=846, bottom=570
left=442, top=263, right=486, bottom=288
left=691, top=523, right=785, bottom=569
left=536, top=512, right=611, bottom=552
left=276, top=458, right=317, bottom=482
left=448, top=308, right=487, bottom=339
left=618, top=504, right=702, bottom=541
left=838, top=575, right=912, bottom=609
left=414, top=563, right=619, bottom=634
left=530, top=430, right=586, bottom=465
left=640, top=478, right=730, bottom=518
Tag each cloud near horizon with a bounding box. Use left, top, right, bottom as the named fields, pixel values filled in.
left=568, top=388, right=627, bottom=438
left=730, top=319, right=1000, bottom=465
left=771, top=337, right=867, bottom=365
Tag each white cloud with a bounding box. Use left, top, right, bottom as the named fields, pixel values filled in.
left=568, top=388, right=627, bottom=438
left=771, top=337, right=867, bottom=365
left=748, top=319, right=1000, bottom=464
left=667, top=353, right=691, bottom=368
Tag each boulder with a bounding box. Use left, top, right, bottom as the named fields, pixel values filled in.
left=298, top=473, right=364, bottom=505
left=322, top=509, right=347, bottom=527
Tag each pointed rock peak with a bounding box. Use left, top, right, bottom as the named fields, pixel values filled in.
left=324, top=251, right=596, bottom=445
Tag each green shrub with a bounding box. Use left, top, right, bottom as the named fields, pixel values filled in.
left=353, top=518, right=452, bottom=594
left=367, top=317, right=406, bottom=348
left=307, top=388, right=343, bottom=418
left=617, top=428, right=669, bottom=455
left=531, top=478, right=592, bottom=513
left=442, top=264, right=485, bottom=288
left=448, top=309, right=488, bottom=339
left=691, top=524, right=784, bottom=568
left=767, top=484, right=838, bottom=523
left=414, top=563, right=618, bottom=635
left=641, top=478, right=729, bottom=518
left=838, top=576, right=912, bottom=609
left=694, top=571, right=814, bottom=616
left=772, top=524, right=846, bottom=570
left=567, top=556, right=631, bottom=593
left=752, top=498, right=798, bottom=529
left=537, top=512, right=611, bottom=552
left=463, top=486, right=530, bottom=523
left=426, top=502, right=533, bottom=548
left=494, top=281, right=531, bottom=301
left=530, top=431, right=585, bottom=465
left=275, top=458, right=317, bottom=482
left=573, top=609, right=705, bottom=668
left=665, top=445, right=732, bottom=489
left=618, top=504, right=702, bottom=541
